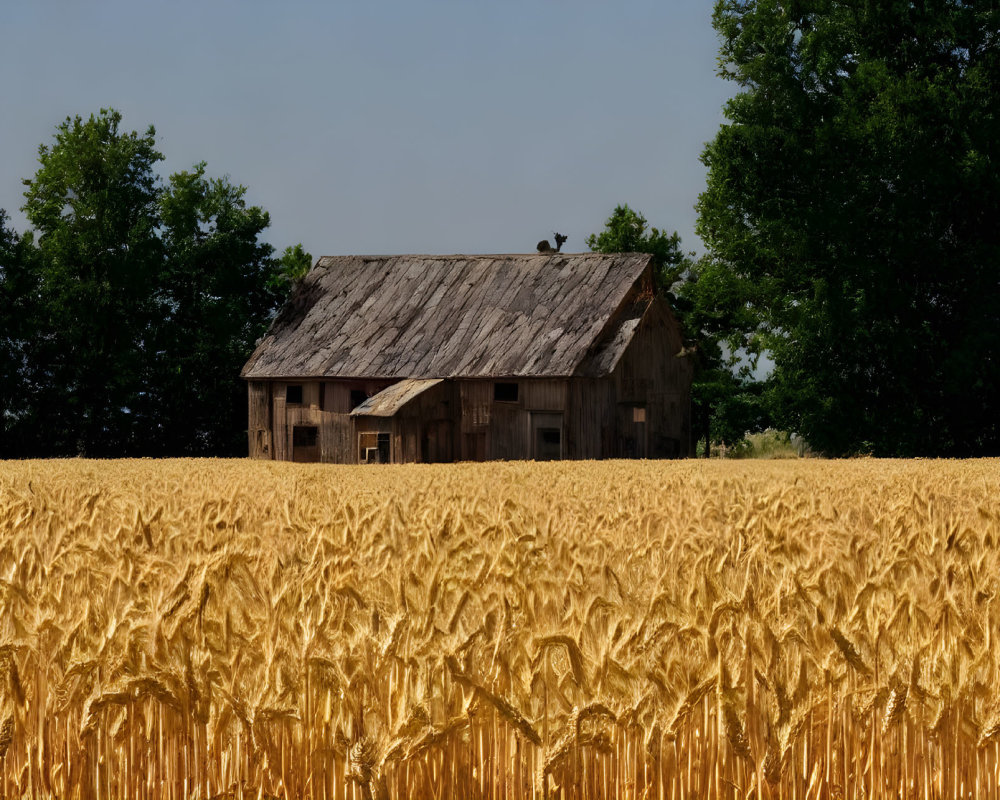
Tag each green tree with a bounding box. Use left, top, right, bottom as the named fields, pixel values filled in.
left=698, top=1, right=1000, bottom=456
left=21, top=110, right=164, bottom=455
left=585, top=204, right=689, bottom=296
left=7, top=109, right=305, bottom=457
left=275, top=243, right=314, bottom=289
left=588, top=204, right=771, bottom=455
left=151, top=164, right=294, bottom=455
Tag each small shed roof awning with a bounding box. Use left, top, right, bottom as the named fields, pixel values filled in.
left=350, top=379, right=444, bottom=417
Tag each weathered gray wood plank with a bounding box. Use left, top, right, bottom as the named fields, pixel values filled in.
left=241, top=253, right=653, bottom=380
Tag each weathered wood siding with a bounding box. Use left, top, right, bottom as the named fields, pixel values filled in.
left=321, top=380, right=395, bottom=414
left=459, top=382, right=491, bottom=461
left=247, top=382, right=272, bottom=459
left=321, top=414, right=354, bottom=463
left=391, top=380, right=455, bottom=463
left=566, top=379, right=616, bottom=460
left=248, top=380, right=361, bottom=463
left=272, top=386, right=288, bottom=461
left=451, top=379, right=576, bottom=461
left=611, top=298, right=693, bottom=458
left=522, top=381, right=567, bottom=412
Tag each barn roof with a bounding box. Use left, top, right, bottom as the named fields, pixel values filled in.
left=241, top=253, right=655, bottom=380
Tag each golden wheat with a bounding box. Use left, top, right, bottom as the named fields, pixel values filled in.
left=0, top=457, right=997, bottom=799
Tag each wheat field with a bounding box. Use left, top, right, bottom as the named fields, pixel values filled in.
left=0, top=458, right=998, bottom=799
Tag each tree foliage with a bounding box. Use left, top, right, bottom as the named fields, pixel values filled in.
left=587, top=204, right=771, bottom=453
left=586, top=205, right=689, bottom=297
left=152, top=164, right=290, bottom=454
left=1, top=109, right=308, bottom=457
left=698, top=0, right=1000, bottom=456
left=276, top=243, right=314, bottom=289
left=20, top=111, right=164, bottom=455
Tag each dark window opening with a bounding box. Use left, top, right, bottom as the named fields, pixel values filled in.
left=494, top=382, right=519, bottom=402
left=377, top=432, right=391, bottom=464
left=286, top=385, right=303, bottom=405
left=350, top=389, right=368, bottom=409
left=293, top=426, right=318, bottom=447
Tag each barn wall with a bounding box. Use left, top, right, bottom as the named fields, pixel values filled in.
left=489, top=401, right=525, bottom=460
left=392, top=380, right=457, bottom=463
left=453, top=379, right=578, bottom=461
left=321, top=413, right=354, bottom=463
left=566, top=379, right=616, bottom=459
left=261, top=380, right=363, bottom=463
left=247, top=381, right=272, bottom=459
left=322, top=379, right=396, bottom=414
left=611, top=298, right=693, bottom=458
left=272, top=384, right=288, bottom=461
left=522, top=381, right=566, bottom=412
left=458, top=382, right=491, bottom=460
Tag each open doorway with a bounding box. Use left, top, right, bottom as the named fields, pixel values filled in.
left=531, top=412, right=563, bottom=461
left=292, top=425, right=319, bottom=462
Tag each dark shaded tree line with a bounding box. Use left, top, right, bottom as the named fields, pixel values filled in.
left=0, top=110, right=310, bottom=457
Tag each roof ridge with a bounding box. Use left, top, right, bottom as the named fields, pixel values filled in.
left=317, top=252, right=645, bottom=259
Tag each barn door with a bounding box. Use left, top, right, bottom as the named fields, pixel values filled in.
left=421, top=420, right=453, bottom=463
left=531, top=412, right=563, bottom=461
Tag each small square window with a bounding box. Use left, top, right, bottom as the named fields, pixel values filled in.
left=494, top=382, right=519, bottom=402
left=350, top=389, right=368, bottom=409
left=633, top=407, right=646, bottom=423
left=286, top=385, right=303, bottom=404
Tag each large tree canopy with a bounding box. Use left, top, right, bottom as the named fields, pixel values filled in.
left=1, top=109, right=308, bottom=457
left=697, top=0, right=1000, bottom=456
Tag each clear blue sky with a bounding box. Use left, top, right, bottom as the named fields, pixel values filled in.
left=2, top=0, right=733, bottom=258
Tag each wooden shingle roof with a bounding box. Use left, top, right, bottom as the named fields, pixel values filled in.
left=241, top=253, right=654, bottom=380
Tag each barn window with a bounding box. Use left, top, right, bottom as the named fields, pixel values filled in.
left=286, top=385, right=303, bottom=405
left=633, top=406, right=646, bottom=423
left=359, top=431, right=391, bottom=463
left=350, top=389, right=367, bottom=410
left=494, top=382, right=519, bottom=402
left=293, top=426, right=317, bottom=447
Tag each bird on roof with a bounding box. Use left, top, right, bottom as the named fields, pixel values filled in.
left=537, top=233, right=568, bottom=253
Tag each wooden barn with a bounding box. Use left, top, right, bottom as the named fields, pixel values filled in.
left=241, top=253, right=694, bottom=463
